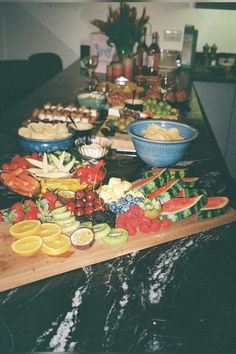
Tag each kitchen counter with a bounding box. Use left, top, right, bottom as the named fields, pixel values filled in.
left=1, top=61, right=236, bottom=352
left=191, top=55, right=236, bottom=84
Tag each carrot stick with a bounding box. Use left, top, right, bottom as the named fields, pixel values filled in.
left=0, top=172, right=10, bottom=184
left=19, top=172, right=39, bottom=187
left=12, top=176, right=35, bottom=192
left=10, top=187, right=32, bottom=197
left=8, top=167, right=25, bottom=186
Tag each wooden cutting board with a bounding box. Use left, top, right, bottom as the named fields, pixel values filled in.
left=97, top=122, right=135, bottom=151
left=1, top=208, right=236, bottom=292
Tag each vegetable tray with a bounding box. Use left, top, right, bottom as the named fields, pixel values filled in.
left=1, top=208, right=236, bottom=292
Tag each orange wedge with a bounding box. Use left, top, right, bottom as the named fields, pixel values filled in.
left=36, top=223, right=61, bottom=243
left=41, top=234, right=71, bottom=256
left=10, top=220, right=41, bottom=240
left=11, top=236, right=43, bottom=257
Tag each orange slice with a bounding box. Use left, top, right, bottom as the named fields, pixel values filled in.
left=41, top=234, right=71, bottom=256
left=36, top=223, right=61, bottom=243
left=10, top=220, right=41, bottom=240
left=11, top=236, right=43, bottom=257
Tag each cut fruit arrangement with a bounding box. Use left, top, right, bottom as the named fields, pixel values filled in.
left=0, top=158, right=231, bottom=257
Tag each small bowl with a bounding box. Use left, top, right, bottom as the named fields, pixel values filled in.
left=124, top=98, right=144, bottom=112
left=127, top=119, right=199, bottom=167
left=57, top=190, right=75, bottom=204
left=77, top=92, right=106, bottom=110
left=68, top=122, right=93, bottom=138
left=75, top=135, right=112, bottom=160
left=18, top=133, right=74, bottom=153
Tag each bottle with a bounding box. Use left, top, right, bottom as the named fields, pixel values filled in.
left=136, top=28, right=148, bottom=75
left=210, top=44, right=217, bottom=67
left=147, top=32, right=160, bottom=75
left=203, top=43, right=210, bottom=68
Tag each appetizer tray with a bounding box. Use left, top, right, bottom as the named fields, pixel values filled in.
left=1, top=208, right=236, bottom=292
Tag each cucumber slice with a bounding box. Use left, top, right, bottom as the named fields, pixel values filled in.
left=61, top=220, right=81, bottom=235
left=93, top=223, right=111, bottom=240
left=53, top=211, right=72, bottom=220
left=51, top=206, right=67, bottom=215
left=55, top=216, right=76, bottom=226
left=80, top=221, right=93, bottom=228
left=102, top=228, right=128, bottom=246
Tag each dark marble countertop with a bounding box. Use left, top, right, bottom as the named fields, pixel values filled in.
left=1, top=62, right=236, bottom=352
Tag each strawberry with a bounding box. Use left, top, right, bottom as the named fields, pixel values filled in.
left=11, top=202, right=23, bottom=212
left=48, top=201, right=56, bottom=210
left=0, top=212, right=3, bottom=222
left=23, top=199, right=37, bottom=209
left=8, top=209, right=25, bottom=224
left=24, top=207, right=38, bottom=220
left=42, top=191, right=57, bottom=204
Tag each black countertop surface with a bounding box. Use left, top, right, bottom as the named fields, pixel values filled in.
left=1, top=61, right=236, bottom=353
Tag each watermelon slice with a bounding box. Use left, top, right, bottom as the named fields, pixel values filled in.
left=132, top=168, right=170, bottom=195
left=168, top=168, right=188, bottom=179
left=179, top=177, right=199, bottom=188
left=148, top=179, right=183, bottom=204
left=176, top=188, right=207, bottom=198
left=160, top=195, right=208, bottom=222
left=197, top=196, right=229, bottom=219
left=145, top=167, right=187, bottom=179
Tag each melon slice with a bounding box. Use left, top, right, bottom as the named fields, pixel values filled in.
left=145, top=167, right=187, bottom=179
left=160, top=195, right=208, bottom=222
left=197, top=196, right=229, bottom=219
left=148, top=179, right=183, bottom=204
left=176, top=188, right=207, bottom=198
left=179, top=177, right=199, bottom=188
left=132, top=168, right=170, bottom=195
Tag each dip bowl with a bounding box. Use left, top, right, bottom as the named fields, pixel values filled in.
left=77, top=92, right=106, bottom=110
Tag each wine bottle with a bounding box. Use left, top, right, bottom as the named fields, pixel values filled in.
left=147, top=32, right=160, bottom=75
left=136, top=28, right=148, bottom=75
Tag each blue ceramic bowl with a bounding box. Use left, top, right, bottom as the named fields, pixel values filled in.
left=77, top=92, right=106, bottom=110
left=18, top=133, right=74, bottom=153
left=127, top=119, right=199, bottom=167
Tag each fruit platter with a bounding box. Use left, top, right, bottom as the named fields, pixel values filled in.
left=1, top=152, right=236, bottom=292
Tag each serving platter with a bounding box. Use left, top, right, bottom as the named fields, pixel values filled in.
left=1, top=208, right=236, bottom=292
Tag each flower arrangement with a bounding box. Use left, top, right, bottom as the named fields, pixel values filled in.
left=91, top=2, right=150, bottom=61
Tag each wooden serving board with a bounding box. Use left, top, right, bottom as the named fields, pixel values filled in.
left=97, top=123, right=135, bottom=151
left=1, top=208, right=236, bottom=292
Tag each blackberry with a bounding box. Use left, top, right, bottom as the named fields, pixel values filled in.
left=76, top=214, right=91, bottom=223
left=92, top=210, right=116, bottom=227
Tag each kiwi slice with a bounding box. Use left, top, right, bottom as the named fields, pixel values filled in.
left=93, top=223, right=111, bottom=240
left=102, top=228, right=128, bottom=246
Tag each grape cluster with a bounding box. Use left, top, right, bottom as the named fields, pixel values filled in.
left=108, top=193, right=144, bottom=215
left=143, top=98, right=172, bottom=116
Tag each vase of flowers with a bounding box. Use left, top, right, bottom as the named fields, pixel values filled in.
left=91, top=2, right=150, bottom=62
